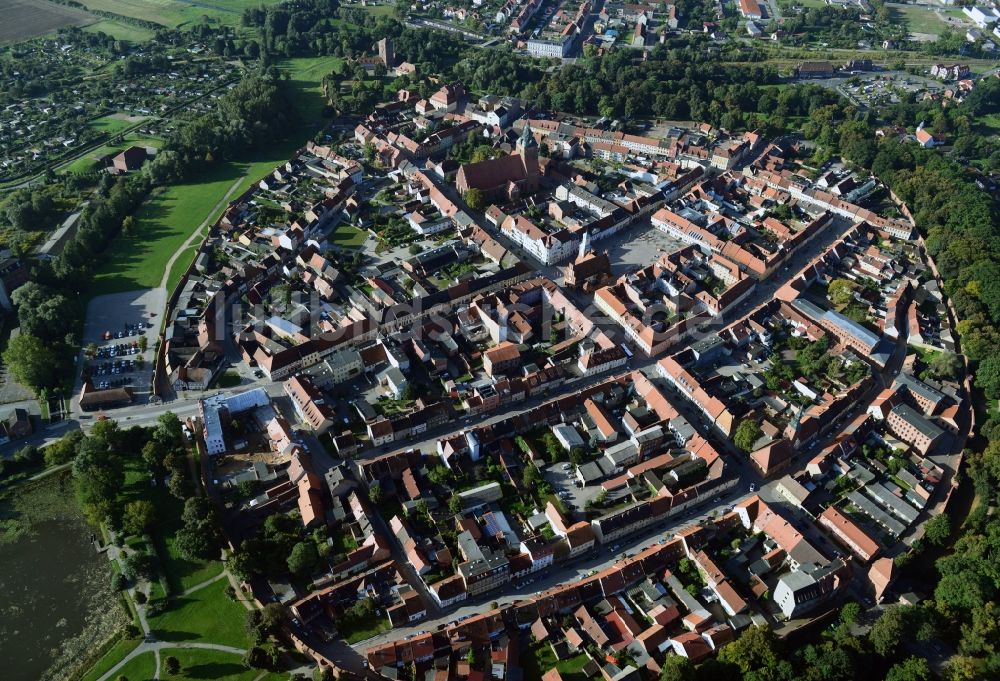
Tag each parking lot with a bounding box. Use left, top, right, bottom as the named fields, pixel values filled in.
left=77, top=289, right=165, bottom=408
left=542, top=461, right=606, bottom=515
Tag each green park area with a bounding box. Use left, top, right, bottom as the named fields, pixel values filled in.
left=148, top=579, right=249, bottom=648
left=80, top=637, right=145, bottom=681
left=89, top=161, right=247, bottom=296
left=157, top=648, right=288, bottom=681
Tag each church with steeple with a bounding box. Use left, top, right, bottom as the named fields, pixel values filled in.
left=454, top=123, right=541, bottom=204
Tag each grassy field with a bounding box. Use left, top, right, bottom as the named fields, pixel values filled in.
left=343, top=612, right=392, bottom=644
left=159, top=648, right=287, bottom=681
left=523, top=642, right=591, bottom=681
left=90, top=162, right=245, bottom=295
left=80, top=636, right=143, bottom=681
left=148, top=578, right=250, bottom=648
left=329, top=222, right=369, bottom=247
left=279, top=55, right=345, bottom=125
left=110, top=651, right=157, bottom=681
left=82, top=18, right=156, bottom=42
left=78, top=0, right=284, bottom=28
left=88, top=114, right=143, bottom=136
left=890, top=5, right=962, bottom=36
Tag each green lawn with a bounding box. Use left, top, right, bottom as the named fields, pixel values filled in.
left=215, top=370, right=243, bottom=388
left=82, top=19, right=157, bottom=43
left=908, top=344, right=943, bottom=369
left=160, top=648, right=287, bottom=681
left=342, top=612, right=392, bottom=644
left=148, top=578, right=250, bottom=648
left=90, top=162, right=245, bottom=296
left=279, top=56, right=345, bottom=126
left=329, top=222, right=368, bottom=248
left=112, top=651, right=158, bottom=681
left=158, top=531, right=225, bottom=593
left=89, top=114, right=140, bottom=136
left=80, top=636, right=143, bottom=681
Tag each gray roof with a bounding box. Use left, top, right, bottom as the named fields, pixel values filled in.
left=894, top=373, right=946, bottom=406
left=867, top=482, right=920, bottom=524
left=890, top=403, right=945, bottom=440
left=792, top=298, right=881, bottom=350
left=847, top=491, right=905, bottom=535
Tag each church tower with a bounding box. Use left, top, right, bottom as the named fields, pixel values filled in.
left=516, top=122, right=539, bottom=179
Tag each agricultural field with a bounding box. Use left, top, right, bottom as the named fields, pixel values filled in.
left=0, top=0, right=94, bottom=45
left=78, top=0, right=284, bottom=28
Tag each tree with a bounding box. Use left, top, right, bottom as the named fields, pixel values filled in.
left=927, top=351, right=963, bottom=380
left=828, top=279, right=857, bottom=306
left=734, top=420, right=762, bottom=452
left=975, top=355, right=1000, bottom=399
left=287, top=541, right=320, bottom=577
left=164, top=655, right=180, bottom=675
left=658, top=654, right=695, bottom=681
left=121, top=500, right=156, bottom=537
left=464, top=188, right=486, bottom=211
left=885, top=657, right=931, bottom=681
left=123, top=552, right=157, bottom=582
left=2, top=333, right=59, bottom=393
left=168, top=468, right=191, bottom=499
left=923, top=513, right=951, bottom=547
left=869, top=606, right=908, bottom=657
left=522, top=464, right=542, bottom=488
left=716, top=626, right=787, bottom=680
left=73, top=434, right=125, bottom=525
left=840, top=601, right=862, bottom=626
left=449, top=494, right=462, bottom=514
left=44, top=429, right=84, bottom=467
left=154, top=412, right=184, bottom=448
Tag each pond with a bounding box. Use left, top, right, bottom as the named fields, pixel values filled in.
left=0, top=473, right=124, bottom=681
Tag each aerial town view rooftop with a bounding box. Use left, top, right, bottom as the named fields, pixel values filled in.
left=1, top=1, right=999, bottom=681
